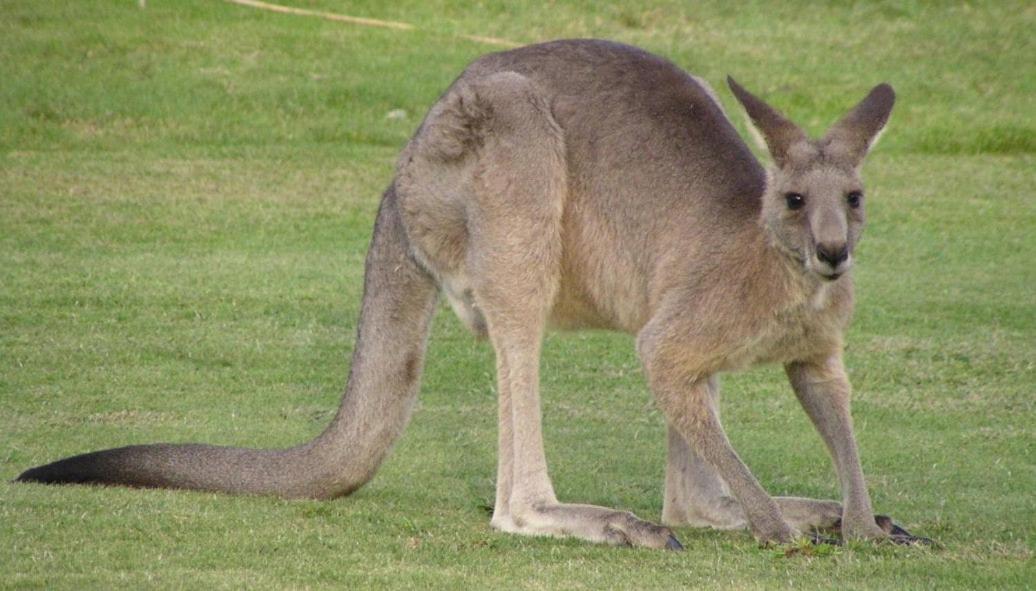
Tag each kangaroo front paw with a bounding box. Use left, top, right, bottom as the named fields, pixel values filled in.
left=874, top=515, right=936, bottom=546
left=602, top=511, right=683, bottom=550
left=833, top=514, right=917, bottom=542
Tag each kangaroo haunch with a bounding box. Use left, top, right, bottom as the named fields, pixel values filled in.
left=18, top=39, right=931, bottom=548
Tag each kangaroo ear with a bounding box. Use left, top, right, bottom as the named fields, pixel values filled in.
left=727, top=76, right=807, bottom=167
left=822, top=83, right=896, bottom=165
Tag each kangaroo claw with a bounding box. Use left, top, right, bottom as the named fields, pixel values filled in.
left=665, top=534, right=685, bottom=551
left=874, top=515, right=936, bottom=546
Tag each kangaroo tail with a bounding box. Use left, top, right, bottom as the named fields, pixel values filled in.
left=16, top=186, right=439, bottom=499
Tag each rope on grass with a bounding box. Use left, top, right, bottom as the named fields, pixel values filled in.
left=224, top=0, right=519, bottom=47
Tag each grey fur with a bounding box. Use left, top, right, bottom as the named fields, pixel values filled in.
left=19, top=40, right=926, bottom=547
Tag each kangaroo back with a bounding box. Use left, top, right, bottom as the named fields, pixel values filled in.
left=16, top=187, right=439, bottom=499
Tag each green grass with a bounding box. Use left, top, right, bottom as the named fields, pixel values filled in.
left=1, top=0, right=1034, bottom=589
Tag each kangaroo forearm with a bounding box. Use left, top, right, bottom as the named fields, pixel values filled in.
left=786, top=358, right=881, bottom=536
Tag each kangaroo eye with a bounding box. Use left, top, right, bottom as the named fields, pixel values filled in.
left=785, top=193, right=805, bottom=210
left=847, top=191, right=863, bottom=208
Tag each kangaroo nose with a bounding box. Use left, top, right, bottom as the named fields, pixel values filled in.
left=816, top=243, right=849, bottom=267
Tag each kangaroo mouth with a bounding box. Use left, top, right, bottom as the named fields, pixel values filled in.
left=805, top=251, right=852, bottom=281
left=799, top=261, right=849, bottom=282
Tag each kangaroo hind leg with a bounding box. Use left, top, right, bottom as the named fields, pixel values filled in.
left=425, top=71, right=678, bottom=549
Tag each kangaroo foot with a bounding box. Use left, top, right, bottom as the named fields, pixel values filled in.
left=599, top=510, right=684, bottom=550
left=499, top=503, right=683, bottom=550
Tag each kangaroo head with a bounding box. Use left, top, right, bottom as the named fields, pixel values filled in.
left=727, top=77, right=895, bottom=281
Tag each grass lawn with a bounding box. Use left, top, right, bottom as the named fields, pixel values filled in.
left=1, top=1, right=1033, bottom=589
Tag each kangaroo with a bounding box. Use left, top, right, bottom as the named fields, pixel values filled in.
left=17, top=39, right=929, bottom=548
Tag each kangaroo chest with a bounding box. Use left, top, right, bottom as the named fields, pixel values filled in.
left=721, top=288, right=845, bottom=371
